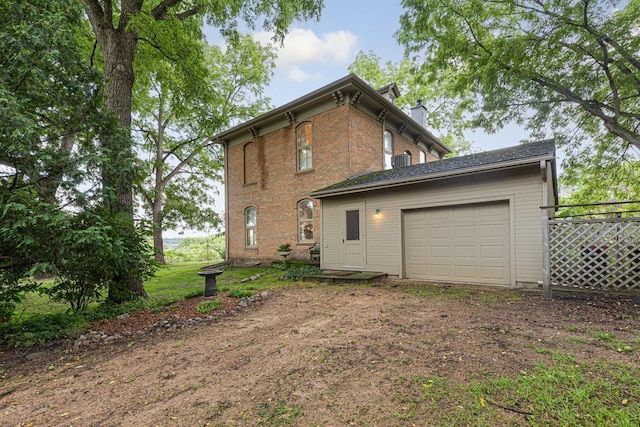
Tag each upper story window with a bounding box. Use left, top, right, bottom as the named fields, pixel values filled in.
left=243, top=141, right=257, bottom=185
left=383, top=130, right=393, bottom=170
left=419, top=150, right=426, bottom=164
left=296, top=122, right=313, bottom=171
left=245, top=207, right=257, bottom=247
left=297, top=199, right=314, bottom=243
left=404, top=150, right=412, bottom=165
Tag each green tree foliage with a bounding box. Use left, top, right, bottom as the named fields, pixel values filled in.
left=349, top=51, right=473, bottom=156
left=0, top=0, right=156, bottom=315
left=133, top=35, right=276, bottom=263
left=164, top=235, right=226, bottom=263
left=397, top=0, right=640, bottom=198
left=83, top=0, right=324, bottom=293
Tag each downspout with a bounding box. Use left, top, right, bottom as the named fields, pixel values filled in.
left=541, top=160, right=552, bottom=300
left=223, top=141, right=229, bottom=263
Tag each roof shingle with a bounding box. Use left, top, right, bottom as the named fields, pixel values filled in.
left=310, top=139, right=555, bottom=197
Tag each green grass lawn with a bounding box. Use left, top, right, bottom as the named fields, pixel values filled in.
left=1, top=261, right=313, bottom=347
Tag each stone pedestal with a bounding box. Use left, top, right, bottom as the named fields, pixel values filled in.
left=197, top=270, right=224, bottom=297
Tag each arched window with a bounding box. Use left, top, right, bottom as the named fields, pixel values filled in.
left=245, top=207, right=257, bottom=247
left=383, top=130, right=393, bottom=170
left=297, top=199, right=314, bottom=243
left=243, top=142, right=257, bottom=184
left=404, top=150, right=412, bottom=165
left=419, top=150, right=426, bottom=164
left=296, top=123, right=313, bottom=171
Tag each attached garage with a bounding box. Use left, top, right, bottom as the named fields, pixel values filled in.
left=310, top=140, right=558, bottom=288
left=404, top=201, right=511, bottom=284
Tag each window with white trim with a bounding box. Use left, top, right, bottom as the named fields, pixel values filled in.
left=243, top=141, right=257, bottom=184
left=383, top=130, right=393, bottom=170
left=296, top=123, right=313, bottom=171
left=245, top=207, right=257, bottom=247
left=419, top=150, right=426, bottom=164
left=297, top=199, right=314, bottom=242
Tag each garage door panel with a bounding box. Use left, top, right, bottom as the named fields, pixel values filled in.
left=429, top=208, right=451, bottom=221
left=429, top=226, right=450, bottom=239
left=454, top=225, right=476, bottom=239
left=480, top=224, right=507, bottom=239
left=479, top=203, right=509, bottom=219
left=455, top=266, right=477, bottom=280
left=481, top=245, right=506, bottom=259
left=430, top=246, right=453, bottom=260
left=405, top=201, right=510, bottom=285
left=409, top=245, right=428, bottom=257
left=482, top=266, right=508, bottom=280
left=431, top=264, right=452, bottom=277
left=454, top=245, right=476, bottom=258
left=453, top=207, right=474, bottom=220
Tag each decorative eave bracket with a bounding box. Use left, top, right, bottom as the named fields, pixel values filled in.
left=332, top=90, right=345, bottom=105
left=285, top=110, right=296, bottom=124
left=350, top=90, right=362, bottom=106
left=249, top=126, right=259, bottom=139
left=377, top=109, right=388, bottom=122
left=397, top=122, right=407, bottom=135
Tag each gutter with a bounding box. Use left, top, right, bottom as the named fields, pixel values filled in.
left=310, top=154, right=555, bottom=199
left=210, top=74, right=452, bottom=155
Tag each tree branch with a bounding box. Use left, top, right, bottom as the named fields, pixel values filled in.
left=176, top=7, right=201, bottom=21
left=138, top=37, right=181, bottom=62
left=151, top=0, right=184, bottom=20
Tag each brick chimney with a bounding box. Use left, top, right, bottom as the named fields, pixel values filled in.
left=410, top=99, right=427, bottom=128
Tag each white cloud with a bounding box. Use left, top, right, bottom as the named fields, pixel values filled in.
left=253, top=28, right=358, bottom=67
left=287, top=67, right=323, bottom=83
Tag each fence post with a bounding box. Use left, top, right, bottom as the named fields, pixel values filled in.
left=542, top=207, right=552, bottom=300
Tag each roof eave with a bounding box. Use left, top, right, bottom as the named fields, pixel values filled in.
left=210, top=74, right=452, bottom=154
left=310, top=154, right=555, bottom=199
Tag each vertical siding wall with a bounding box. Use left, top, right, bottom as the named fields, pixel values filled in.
left=320, top=166, right=544, bottom=285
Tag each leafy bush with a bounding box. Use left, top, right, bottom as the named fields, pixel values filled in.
left=286, top=264, right=321, bottom=280
left=0, top=312, right=88, bottom=347
left=228, top=288, right=254, bottom=298
left=195, top=299, right=222, bottom=313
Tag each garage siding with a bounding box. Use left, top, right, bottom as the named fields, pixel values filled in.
left=319, top=166, right=544, bottom=285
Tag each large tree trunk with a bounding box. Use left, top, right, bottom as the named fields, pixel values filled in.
left=152, top=92, right=166, bottom=264
left=85, top=1, right=148, bottom=300
left=152, top=201, right=166, bottom=265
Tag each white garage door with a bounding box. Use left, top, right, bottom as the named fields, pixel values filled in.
left=404, top=201, right=511, bottom=285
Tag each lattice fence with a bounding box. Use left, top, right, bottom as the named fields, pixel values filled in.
left=549, top=217, right=640, bottom=291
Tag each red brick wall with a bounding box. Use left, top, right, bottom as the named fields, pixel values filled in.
left=226, top=104, right=439, bottom=263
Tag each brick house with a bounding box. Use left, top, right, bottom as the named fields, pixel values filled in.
left=211, top=74, right=451, bottom=263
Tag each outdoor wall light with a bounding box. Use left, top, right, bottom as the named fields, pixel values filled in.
left=375, top=208, right=381, bottom=217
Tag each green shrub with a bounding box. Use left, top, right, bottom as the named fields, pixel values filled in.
left=0, top=312, right=88, bottom=347
left=287, top=264, right=321, bottom=280
left=195, top=300, right=222, bottom=314
left=228, top=288, right=254, bottom=298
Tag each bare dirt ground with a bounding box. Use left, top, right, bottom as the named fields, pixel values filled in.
left=0, top=281, right=638, bottom=426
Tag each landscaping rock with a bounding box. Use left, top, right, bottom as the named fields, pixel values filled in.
left=25, top=351, right=46, bottom=361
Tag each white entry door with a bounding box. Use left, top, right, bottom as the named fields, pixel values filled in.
left=342, top=202, right=365, bottom=268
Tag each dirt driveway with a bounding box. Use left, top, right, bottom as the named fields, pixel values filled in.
left=1, top=282, right=638, bottom=426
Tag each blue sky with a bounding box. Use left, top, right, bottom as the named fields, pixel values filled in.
left=181, top=1, right=533, bottom=238
left=205, top=0, right=530, bottom=153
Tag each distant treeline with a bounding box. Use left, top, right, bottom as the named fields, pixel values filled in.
left=163, top=234, right=225, bottom=263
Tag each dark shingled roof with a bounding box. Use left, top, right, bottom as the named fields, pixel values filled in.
left=310, top=139, right=555, bottom=197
